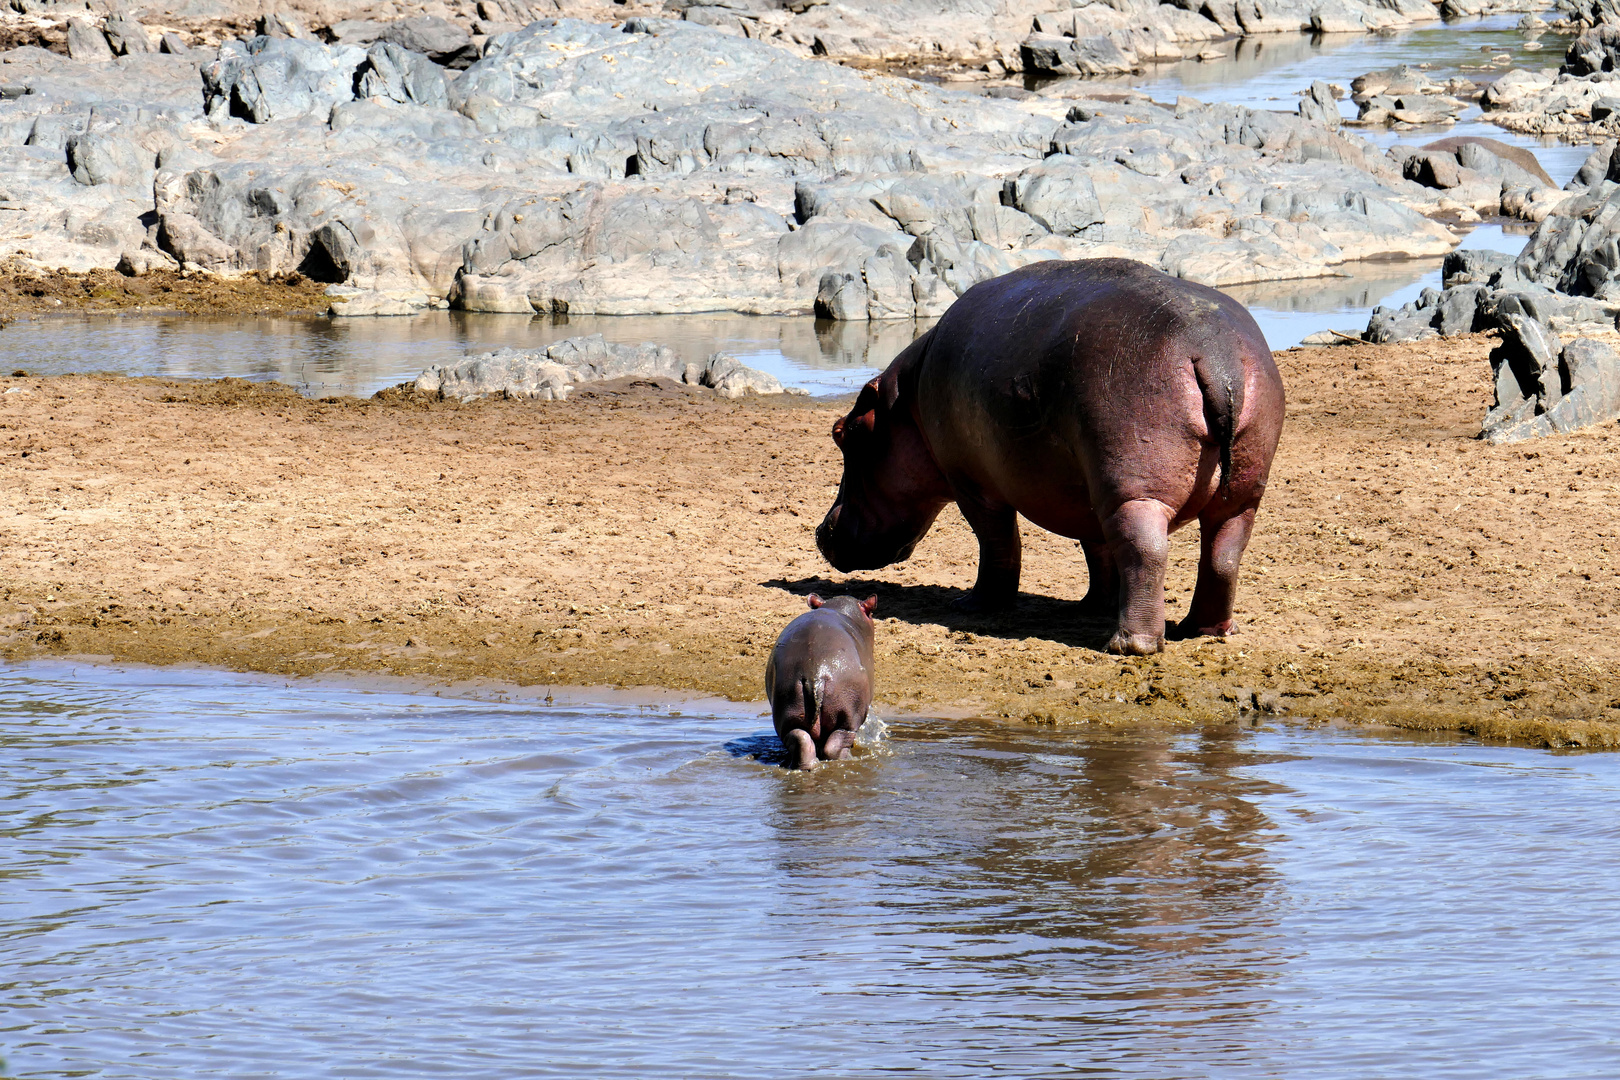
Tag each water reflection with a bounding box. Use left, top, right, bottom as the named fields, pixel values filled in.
left=0, top=310, right=928, bottom=398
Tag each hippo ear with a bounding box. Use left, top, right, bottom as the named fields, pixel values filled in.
left=807, top=593, right=824, bottom=609
left=860, top=595, right=877, bottom=617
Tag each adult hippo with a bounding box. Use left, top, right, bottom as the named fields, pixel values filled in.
left=814, top=259, right=1285, bottom=655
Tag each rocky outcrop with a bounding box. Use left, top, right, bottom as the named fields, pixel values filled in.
left=1481, top=46, right=1620, bottom=141
left=0, top=17, right=1472, bottom=314
left=1348, top=64, right=1476, bottom=128
left=1482, top=315, right=1620, bottom=444
left=1385, top=136, right=1569, bottom=223
left=413, top=333, right=801, bottom=400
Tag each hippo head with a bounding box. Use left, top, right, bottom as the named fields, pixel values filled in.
left=816, top=375, right=951, bottom=573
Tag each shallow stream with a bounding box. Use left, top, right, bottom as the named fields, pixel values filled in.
left=2, top=661, right=1616, bottom=1079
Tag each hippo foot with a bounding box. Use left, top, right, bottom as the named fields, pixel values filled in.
left=951, top=590, right=1017, bottom=614
left=1174, top=617, right=1235, bottom=640
left=1106, top=629, right=1165, bottom=656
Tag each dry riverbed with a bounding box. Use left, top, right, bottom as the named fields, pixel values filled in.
left=3, top=332, right=1619, bottom=747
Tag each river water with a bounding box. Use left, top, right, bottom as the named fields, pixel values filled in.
left=3, top=16, right=1591, bottom=394
left=2, top=661, right=1616, bottom=1079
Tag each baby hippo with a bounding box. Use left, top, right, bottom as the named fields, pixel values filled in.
left=764, top=593, right=877, bottom=770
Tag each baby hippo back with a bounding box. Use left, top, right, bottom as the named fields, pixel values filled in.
left=764, top=594, right=876, bottom=770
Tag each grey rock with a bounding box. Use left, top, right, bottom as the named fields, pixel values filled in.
left=66, top=133, right=156, bottom=187
left=1002, top=156, right=1102, bottom=236
left=0, top=17, right=1472, bottom=310
left=694, top=352, right=805, bottom=397
left=159, top=32, right=192, bottom=56
left=255, top=12, right=309, bottom=39
left=103, top=14, right=154, bottom=55
left=1567, top=143, right=1614, bottom=190
left=203, top=37, right=369, bottom=124
left=357, top=43, right=450, bottom=109
left=157, top=211, right=236, bottom=269
left=1443, top=248, right=1514, bottom=288
left=1298, top=81, right=1340, bottom=130
left=378, top=16, right=478, bottom=68
left=65, top=17, right=114, bottom=62
left=1566, top=27, right=1620, bottom=75
left=1020, top=33, right=1135, bottom=77
left=413, top=333, right=798, bottom=400
left=1484, top=331, right=1620, bottom=443
left=1435, top=283, right=1486, bottom=335
left=330, top=20, right=389, bottom=45
left=1565, top=0, right=1620, bottom=30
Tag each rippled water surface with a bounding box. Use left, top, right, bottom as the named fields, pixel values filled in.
left=2, top=662, right=1616, bottom=1079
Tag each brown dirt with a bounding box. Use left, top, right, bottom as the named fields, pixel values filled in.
left=0, top=260, right=331, bottom=323
left=3, top=333, right=1619, bottom=748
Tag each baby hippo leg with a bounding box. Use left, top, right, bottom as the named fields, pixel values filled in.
left=820, top=728, right=856, bottom=761
left=785, top=728, right=819, bottom=771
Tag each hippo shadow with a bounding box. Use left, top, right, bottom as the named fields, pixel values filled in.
left=723, top=731, right=794, bottom=768
left=761, top=576, right=1179, bottom=652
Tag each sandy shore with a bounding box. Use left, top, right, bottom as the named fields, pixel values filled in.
left=3, top=331, right=1619, bottom=747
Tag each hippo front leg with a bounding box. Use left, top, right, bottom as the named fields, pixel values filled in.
left=785, top=728, right=819, bottom=771
left=1078, top=539, right=1120, bottom=617
left=1102, top=499, right=1171, bottom=655
left=952, top=495, right=1021, bottom=613
left=1180, top=504, right=1258, bottom=638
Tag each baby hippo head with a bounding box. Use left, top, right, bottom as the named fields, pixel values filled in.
left=764, top=593, right=878, bottom=770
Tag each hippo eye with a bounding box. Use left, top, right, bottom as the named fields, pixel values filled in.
left=831, top=418, right=846, bottom=447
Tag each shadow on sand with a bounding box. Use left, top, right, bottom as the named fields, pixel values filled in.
left=759, top=575, right=1155, bottom=652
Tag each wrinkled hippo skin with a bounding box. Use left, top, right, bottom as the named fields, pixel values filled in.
left=816, top=258, right=1285, bottom=656
left=764, top=594, right=877, bottom=770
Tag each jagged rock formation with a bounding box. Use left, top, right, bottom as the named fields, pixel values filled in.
left=1482, top=315, right=1620, bottom=444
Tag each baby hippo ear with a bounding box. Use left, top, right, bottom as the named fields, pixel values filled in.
left=860, top=595, right=877, bottom=617
left=807, top=593, right=824, bottom=609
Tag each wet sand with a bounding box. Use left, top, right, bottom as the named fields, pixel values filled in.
left=3, top=331, right=1618, bottom=747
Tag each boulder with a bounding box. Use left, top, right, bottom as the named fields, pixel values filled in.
left=66, top=133, right=156, bottom=187
left=378, top=16, right=479, bottom=68
left=102, top=14, right=154, bottom=56
left=1483, top=323, right=1620, bottom=444
left=1565, top=26, right=1620, bottom=76
left=1298, top=81, right=1341, bottom=129
left=413, top=333, right=798, bottom=400
left=356, top=43, right=451, bottom=109
left=65, top=18, right=114, bottom=62
left=202, top=37, right=368, bottom=124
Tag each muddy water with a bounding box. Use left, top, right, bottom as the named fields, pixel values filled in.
left=2, top=662, right=1615, bottom=1079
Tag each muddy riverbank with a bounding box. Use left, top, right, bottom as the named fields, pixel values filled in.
left=0, top=260, right=330, bottom=321
left=3, top=333, right=1619, bottom=747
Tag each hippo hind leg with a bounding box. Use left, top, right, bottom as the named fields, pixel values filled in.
left=1178, top=504, right=1257, bottom=639
left=1101, top=499, right=1171, bottom=655
left=785, top=728, right=818, bottom=771
left=1078, top=538, right=1119, bottom=617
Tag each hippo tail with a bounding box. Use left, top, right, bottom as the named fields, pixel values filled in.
left=1192, top=345, right=1246, bottom=493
